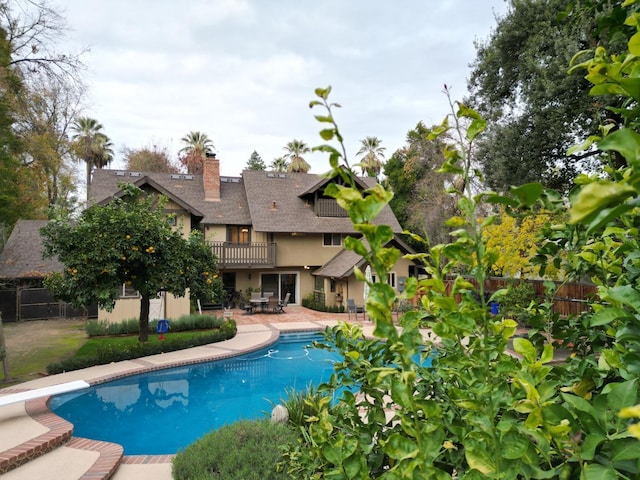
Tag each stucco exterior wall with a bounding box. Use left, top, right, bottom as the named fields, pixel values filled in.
left=274, top=233, right=342, bottom=267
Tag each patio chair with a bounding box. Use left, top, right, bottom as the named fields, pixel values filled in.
left=277, top=292, right=291, bottom=313
left=267, top=295, right=280, bottom=313
left=346, top=298, right=365, bottom=321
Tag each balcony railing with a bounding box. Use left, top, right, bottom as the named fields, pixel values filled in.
left=316, top=198, right=348, bottom=217
left=208, top=242, right=276, bottom=268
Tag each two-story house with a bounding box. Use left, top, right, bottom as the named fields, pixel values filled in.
left=0, top=155, right=417, bottom=322
left=89, top=155, right=417, bottom=320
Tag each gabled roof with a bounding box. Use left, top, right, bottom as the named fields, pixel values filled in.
left=0, top=220, right=63, bottom=279
left=313, top=235, right=416, bottom=279
left=97, top=175, right=205, bottom=219
left=91, top=170, right=251, bottom=225
left=89, top=168, right=402, bottom=234
left=242, top=170, right=401, bottom=234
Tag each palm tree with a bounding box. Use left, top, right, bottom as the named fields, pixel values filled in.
left=270, top=156, right=289, bottom=172
left=71, top=117, right=114, bottom=202
left=356, top=136, right=385, bottom=178
left=283, top=139, right=311, bottom=173
left=179, top=131, right=214, bottom=174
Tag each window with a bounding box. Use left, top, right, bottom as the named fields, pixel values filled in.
left=372, top=272, right=396, bottom=288
left=120, top=283, right=139, bottom=298
left=323, top=233, right=343, bottom=246
left=166, top=215, right=177, bottom=226
left=228, top=226, right=250, bottom=243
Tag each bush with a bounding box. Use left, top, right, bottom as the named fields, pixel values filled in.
left=47, top=319, right=237, bottom=374
left=279, top=384, right=328, bottom=428
left=301, top=295, right=345, bottom=313
left=172, top=419, right=298, bottom=480
left=85, top=313, right=224, bottom=337
left=497, top=281, right=536, bottom=326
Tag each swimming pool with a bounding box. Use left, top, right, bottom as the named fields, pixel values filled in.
left=49, top=331, right=339, bottom=455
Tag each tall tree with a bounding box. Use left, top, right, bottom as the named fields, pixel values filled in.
left=383, top=122, right=456, bottom=246
left=284, top=139, right=311, bottom=173
left=1, top=0, right=85, bottom=84
left=71, top=117, right=113, bottom=202
left=270, top=156, right=288, bottom=172
left=41, top=183, right=223, bottom=342
left=467, top=0, right=622, bottom=194
left=356, top=136, right=385, bottom=178
left=124, top=145, right=177, bottom=173
left=0, top=0, right=85, bottom=227
left=245, top=150, right=266, bottom=170
left=15, top=74, right=81, bottom=211
left=0, top=29, right=26, bottom=230
left=178, top=131, right=214, bottom=174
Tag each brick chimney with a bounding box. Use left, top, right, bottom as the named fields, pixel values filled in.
left=203, top=154, right=220, bottom=201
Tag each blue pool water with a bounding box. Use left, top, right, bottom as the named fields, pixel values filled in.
left=49, top=332, right=340, bottom=455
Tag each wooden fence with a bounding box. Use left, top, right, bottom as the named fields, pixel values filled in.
left=443, top=277, right=598, bottom=317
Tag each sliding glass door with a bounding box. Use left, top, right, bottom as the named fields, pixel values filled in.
left=261, top=273, right=297, bottom=304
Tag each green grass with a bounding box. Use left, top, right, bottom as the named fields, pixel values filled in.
left=3, top=320, right=87, bottom=384
left=73, top=330, right=222, bottom=358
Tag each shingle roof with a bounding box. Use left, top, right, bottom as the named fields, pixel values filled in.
left=90, top=168, right=402, bottom=234
left=242, top=170, right=402, bottom=233
left=312, top=248, right=366, bottom=279
left=91, top=170, right=252, bottom=225
left=313, top=236, right=416, bottom=279
left=0, top=220, right=63, bottom=279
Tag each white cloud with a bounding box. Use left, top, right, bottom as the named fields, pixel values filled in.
left=54, top=0, right=509, bottom=177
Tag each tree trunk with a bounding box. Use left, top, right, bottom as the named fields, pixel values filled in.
left=138, top=294, right=150, bottom=343
left=0, top=311, right=10, bottom=381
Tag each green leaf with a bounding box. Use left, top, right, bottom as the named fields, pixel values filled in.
left=383, top=433, right=419, bottom=460
left=605, top=285, right=640, bottom=312
left=467, top=117, right=487, bottom=141
left=583, top=463, right=618, bottom=480
left=607, top=380, right=638, bottom=412
left=590, top=307, right=631, bottom=326
left=315, top=115, right=334, bottom=123
left=610, top=437, right=640, bottom=462
left=465, top=446, right=495, bottom=474
left=598, top=128, right=640, bottom=168
left=319, top=128, right=335, bottom=140
left=513, top=337, right=537, bottom=363
left=569, top=181, right=635, bottom=224
left=511, top=182, right=543, bottom=207
left=629, top=31, right=640, bottom=56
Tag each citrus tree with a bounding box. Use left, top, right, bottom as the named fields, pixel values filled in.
left=282, top=13, right=640, bottom=472
left=41, top=183, right=222, bottom=342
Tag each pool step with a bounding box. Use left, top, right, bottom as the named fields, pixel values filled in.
left=0, top=397, right=123, bottom=479
left=1, top=438, right=123, bottom=480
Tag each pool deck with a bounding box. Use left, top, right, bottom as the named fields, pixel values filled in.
left=0, top=307, right=379, bottom=480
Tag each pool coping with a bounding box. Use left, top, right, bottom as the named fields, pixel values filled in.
left=0, top=321, right=339, bottom=475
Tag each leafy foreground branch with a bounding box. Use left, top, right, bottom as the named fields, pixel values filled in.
left=280, top=21, right=640, bottom=476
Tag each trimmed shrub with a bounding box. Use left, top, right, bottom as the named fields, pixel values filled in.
left=85, top=313, right=225, bottom=337
left=47, top=319, right=237, bottom=374
left=172, top=419, right=298, bottom=480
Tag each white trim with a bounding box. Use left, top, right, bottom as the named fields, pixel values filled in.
left=0, top=380, right=90, bottom=406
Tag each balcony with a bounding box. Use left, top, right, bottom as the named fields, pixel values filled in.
left=208, top=242, right=276, bottom=269
left=316, top=198, right=348, bottom=217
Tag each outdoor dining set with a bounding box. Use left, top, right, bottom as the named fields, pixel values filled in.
left=243, top=292, right=291, bottom=314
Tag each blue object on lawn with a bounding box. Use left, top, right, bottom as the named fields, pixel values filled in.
left=156, top=319, right=169, bottom=334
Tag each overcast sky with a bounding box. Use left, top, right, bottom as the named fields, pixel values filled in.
left=55, top=0, right=509, bottom=177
